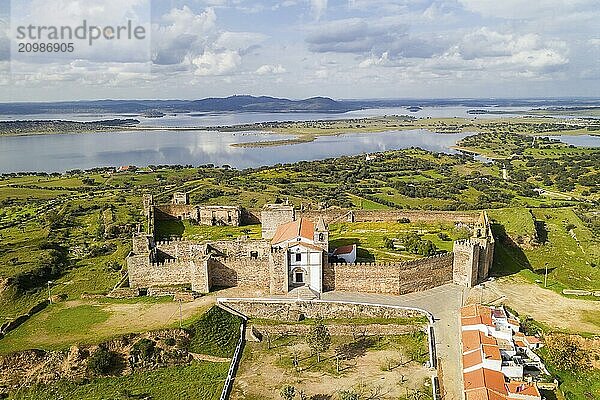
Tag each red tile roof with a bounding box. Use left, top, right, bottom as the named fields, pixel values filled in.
left=466, top=388, right=508, bottom=400
left=464, top=368, right=507, bottom=394
left=506, top=382, right=540, bottom=398
left=333, top=244, right=355, bottom=255
left=462, top=331, right=498, bottom=353
left=271, top=218, right=314, bottom=244
left=461, top=305, right=493, bottom=327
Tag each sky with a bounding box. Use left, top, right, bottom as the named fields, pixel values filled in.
left=0, top=0, right=599, bottom=101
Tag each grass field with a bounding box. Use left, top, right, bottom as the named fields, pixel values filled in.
left=490, top=207, right=600, bottom=292
left=7, top=361, right=228, bottom=400
left=329, top=221, right=469, bottom=261
left=186, top=306, right=242, bottom=358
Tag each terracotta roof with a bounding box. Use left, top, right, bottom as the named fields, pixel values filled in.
left=461, top=305, right=493, bottom=327
left=333, top=244, right=355, bottom=255
left=462, top=331, right=497, bottom=353
left=464, top=368, right=507, bottom=394
left=514, top=340, right=527, bottom=348
left=525, top=336, right=541, bottom=344
left=271, top=218, right=314, bottom=244
left=466, top=388, right=508, bottom=400
left=482, top=345, right=501, bottom=360
left=463, top=350, right=483, bottom=369
left=506, top=382, right=540, bottom=398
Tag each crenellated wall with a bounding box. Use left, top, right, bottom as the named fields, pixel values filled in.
left=323, top=253, right=454, bottom=295
left=298, top=209, right=480, bottom=224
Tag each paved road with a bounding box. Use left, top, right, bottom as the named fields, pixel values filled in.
left=322, top=284, right=467, bottom=400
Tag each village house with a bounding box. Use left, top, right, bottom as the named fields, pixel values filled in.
left=460, top=305, right=544, bottom=400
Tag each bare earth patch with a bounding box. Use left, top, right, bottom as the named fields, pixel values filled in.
left=467, top=277, right=600, bottom=334
left=232, top=339, right=430, bottom=400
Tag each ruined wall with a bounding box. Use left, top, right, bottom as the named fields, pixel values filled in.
left=323, top=253, right=453, bottom=295
left=154, top=204, right=198, bottom=221
left=128, top=258, right=193, bottom=288
left=221, top=299, right=426, bottom=322
left=198, top=206, right=241, bottom=226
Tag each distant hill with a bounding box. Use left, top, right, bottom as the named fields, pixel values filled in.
left=0, top=96, right=354, bottom=115
left=0, top=96, right=598, bottom=115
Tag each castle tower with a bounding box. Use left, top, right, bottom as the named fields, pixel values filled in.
left=452, top=240, right=480, bottom=287
left=261, top=203, right=295, bottom=239
left=142, top=194, right=154, bottom=214
left=314, top=217, right=329, bottom=253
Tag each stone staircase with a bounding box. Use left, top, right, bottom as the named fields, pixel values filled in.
left=287, top=285, right=320, bottom=300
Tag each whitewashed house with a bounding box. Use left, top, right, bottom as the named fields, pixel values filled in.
left=271, top=217, right=328, bottom=293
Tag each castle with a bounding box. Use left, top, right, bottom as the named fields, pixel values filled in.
left=126, top=194, right=494, bottom=297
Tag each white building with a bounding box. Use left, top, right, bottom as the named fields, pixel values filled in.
left=271, top=217, right=328, bottom=293
left=332, top=244, right=357, bottom=263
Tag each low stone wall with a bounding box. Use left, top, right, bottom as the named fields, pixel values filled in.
left=323, top=253, right=453, bottom=295
left=219, top=299, right=427, bottom=322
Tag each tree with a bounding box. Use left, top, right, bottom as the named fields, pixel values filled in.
left=88, top=348, right=120, bottom=375
left=280, top=385, right=296, bottom=400
left=339, top=390, right=360, bottom=400
left=306, top=318, right=331, bottom=363
left=545, top=334, right=590, bottom=372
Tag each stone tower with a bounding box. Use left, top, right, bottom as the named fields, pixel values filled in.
left=261, top=203, right=295, bottom=239
left=314, top=217, right=329, bottom=253
left=452, top=211, right=494, bottom=287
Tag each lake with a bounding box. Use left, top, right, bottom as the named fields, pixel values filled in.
left=0, top=106, right=597, bottom=173
left=0, top=129, right=475, bottom=173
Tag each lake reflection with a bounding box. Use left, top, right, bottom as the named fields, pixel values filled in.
left=0, top=129, right=473, bottom=173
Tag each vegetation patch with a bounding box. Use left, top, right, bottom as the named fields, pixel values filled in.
left=7, top=361, right=228, bottom=400
left=186, top=306, right=242, bottom=358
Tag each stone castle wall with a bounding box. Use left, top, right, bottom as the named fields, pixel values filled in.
left=220, top=299, right=426, bottom=322
left=154, top=204, right=198, bottom=220
left=207, top=239, right=272, bottom=289
left=298, top=209, right=480, bottom=224
left=323, top=253, right=454, bottom=295
left=128, top=257, right=194, bottom=288
left=261, top=205, right=295, bottom=239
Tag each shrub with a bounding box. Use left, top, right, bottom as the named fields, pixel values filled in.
left=87, top=348, right=122, bottom=376
left=132, top=338, right=156, bottom=360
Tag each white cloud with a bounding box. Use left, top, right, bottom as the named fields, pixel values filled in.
left=191, top=50, right=241, bottom=76
left=457, top=0, right=598, bottom=20
left=310, top=0, right=327, bottom=20
left=255, top=64, right=286, bottom=75
left=455, top=28, right=569, bottom=72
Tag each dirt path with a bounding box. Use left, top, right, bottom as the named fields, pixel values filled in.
left=467, top=277, right=600, bottom=334
left=190, top=353, right=230, bottom=363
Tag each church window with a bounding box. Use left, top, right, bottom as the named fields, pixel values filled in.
left=295, top=253, right=302, bottom=262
